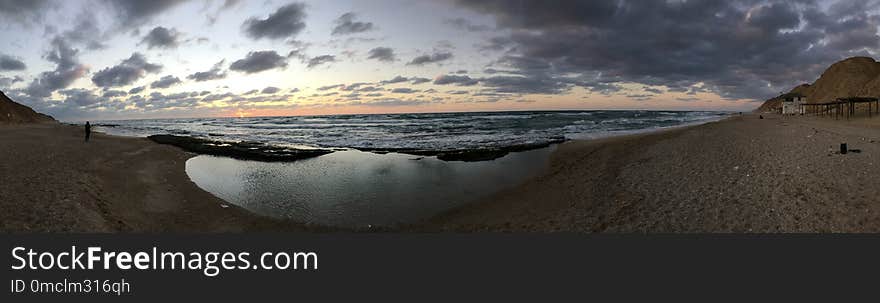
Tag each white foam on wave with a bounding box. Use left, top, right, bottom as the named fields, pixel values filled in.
left=98, top=111, right=730, bottom=152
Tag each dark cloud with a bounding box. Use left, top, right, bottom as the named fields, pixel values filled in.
left=230, top=51, right=287, bottom=73
left=410, top=77, right=431, bottom=84
left=0, top=0, right=51, bottom=24
left=340, top=82, right=369, bottom=91
left=332, top=12, right=374, bottom=35
left=444, top=17, right=490, bottom=32
left=644, top=87, right=664, bottom=94
left=338, top=92, right=360, bottom=100
left=25, top=37, right=89, bottom=98
left=0, top=54, right=26, bottom=71
left=243, top=3, right=307, bottom=40
left=150, top=75, right=182, bottom=89
left=261, top=86, right=280, bottom=94
left=92, top=53, right=162, bottom=88
left=102, top=90, right=127, bottom=98
left=433, top=74, right=478, bottom=86
left=140, top=26, right=181, bottom=49
left=144, top=91, right=200, bottom=109
left=206, top=0, right=242, bottom=25
left=355, top=86, right=382, bottom=92
left=407, top=52, right=453, bottom=66
left=367, top=47, right=396, bottom=62
left=390, top=88, right=418, bottom=94
left=61, top=15, right=107, bottom=50
left=243, top=89, right=258, bottom=95
left=317, top=84, right=343, bottom=91
left=102, top=0, right=190, bottom=28
left=287, top=49, right=308, bottom=61
left=626, top=94, right=654, bottom=101
left=221, top=0, right=241, bottom=10
left=307, top=55, right=336, bottom=68
left=59, top=88, right=102, bottom=107
left=480, top=75, right=570, bottom=94
left=478, top=36, right=514, bottom=52
left=455, top=0, right=880, bottom=100
left=0, top=75, right=23, bottom=88
left=128, top=86, right=146, bottom=94
left=187, top=60, right=227, bottom=81
left=202, top=92, right=234, bottom=102
left=380, top=75, right=408, bottom=84
left=356, top=98, right=432, bottom=107
left=483, top=68, right=514, bottom=74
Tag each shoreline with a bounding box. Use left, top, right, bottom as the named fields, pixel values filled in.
left=417, top=113, right=880, bottom=232
left=412, top=119, right=723, bottom=231
left=0, top=123, right=323, bottom=232
left=3, top=113, right=880, bottom=232
left=92, top=110, right=728, bottom=163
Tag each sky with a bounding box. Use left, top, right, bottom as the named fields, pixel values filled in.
left=0, top=0, right=879, bottom=121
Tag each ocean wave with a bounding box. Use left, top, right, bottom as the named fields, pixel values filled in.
left=100, top=110, right=729, bottom=152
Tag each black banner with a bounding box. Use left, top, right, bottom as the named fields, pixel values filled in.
left=2, top=234, right=878, bottom=302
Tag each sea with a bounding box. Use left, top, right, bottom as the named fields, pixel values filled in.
left=96, top=110, right=730, bottom=227
left=96, top=110, right=729, bottom=152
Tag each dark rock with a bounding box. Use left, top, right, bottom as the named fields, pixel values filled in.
left=436, top=149, right=510, bottom=162
left=354, top=137, right=567, bottom=162
left=148, top=135, right=333, bottom=162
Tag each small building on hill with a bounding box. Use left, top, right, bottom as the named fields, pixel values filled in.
left=781, top=93, right=806, bottom=115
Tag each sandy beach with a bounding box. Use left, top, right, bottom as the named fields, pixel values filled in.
left=2, top=114, right=879, bottom=232
left=423, top=114, right=880, bottom=232
left=0, top=123, right=313, bottom=232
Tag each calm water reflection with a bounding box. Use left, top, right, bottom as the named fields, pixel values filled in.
left=185, top=148, right=555, bottom=227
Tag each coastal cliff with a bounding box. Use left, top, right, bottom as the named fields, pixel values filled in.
left=758, top=56, right=880, bottom=112
left=0, top=90, right=56, bottom=124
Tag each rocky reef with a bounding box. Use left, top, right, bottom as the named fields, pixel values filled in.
left=355, top=137, right=566, bottom=162
left=148, top=134, right=564, bottom=162
left=148, top=135, right=333, bottom=162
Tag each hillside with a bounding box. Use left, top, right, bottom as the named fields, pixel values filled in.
left=756, top=84, right=811, bottom=112
left=802, top=57, right=880, bottom=103
left=757, top=56, right=880, bottom=112
left=0, top=90, right=56, bottom=124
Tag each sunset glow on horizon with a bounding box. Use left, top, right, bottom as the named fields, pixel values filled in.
left=1, top=0, right=878, bottom=121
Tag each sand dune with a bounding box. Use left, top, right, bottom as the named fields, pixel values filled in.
left=759, top=56, right=880, bottom=112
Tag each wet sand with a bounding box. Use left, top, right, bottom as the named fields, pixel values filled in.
left=3, top=114, right=880, bottom=232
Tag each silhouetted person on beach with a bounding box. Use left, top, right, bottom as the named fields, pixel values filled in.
left=85, top=121, right=91, bottom=142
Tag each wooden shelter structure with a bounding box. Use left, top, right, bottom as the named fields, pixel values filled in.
left=803, top=97, right=880, bottom=120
